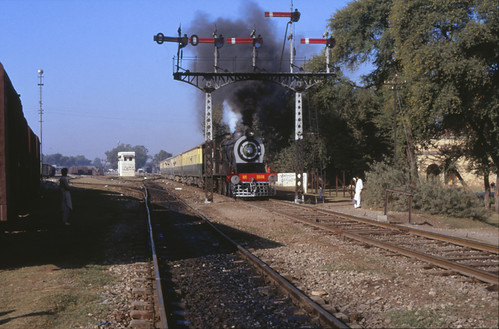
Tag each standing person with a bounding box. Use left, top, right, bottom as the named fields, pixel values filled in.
left=60, top=168, right=72, bottom=225
left=353, top=176, right=363, bottom=209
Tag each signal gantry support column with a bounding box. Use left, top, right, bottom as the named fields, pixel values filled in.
left=294, top=90, right=304, bottom=203
left=204, top=85, right=214, bottom=202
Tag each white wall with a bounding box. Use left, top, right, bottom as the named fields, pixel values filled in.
left=277, top=173, right=308, bottom=193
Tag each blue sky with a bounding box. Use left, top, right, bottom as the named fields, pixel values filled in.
left=1, top=0, right=357, bottom=160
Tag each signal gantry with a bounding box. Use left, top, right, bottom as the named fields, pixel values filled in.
left=154, top=6, right=336, bottom=203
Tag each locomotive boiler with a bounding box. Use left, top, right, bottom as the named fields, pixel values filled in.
left=160, top=127, right=276, bottom=198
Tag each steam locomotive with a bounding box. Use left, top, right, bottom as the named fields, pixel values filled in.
left=160, top=127, right=277, bottom=198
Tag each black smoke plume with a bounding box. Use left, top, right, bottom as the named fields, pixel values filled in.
left=185, top=1, right=292, bottom=132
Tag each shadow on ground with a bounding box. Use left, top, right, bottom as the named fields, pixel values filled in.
left=1, top=179, right=286, bottom=270
left=0, top=180, right=148, bottom=270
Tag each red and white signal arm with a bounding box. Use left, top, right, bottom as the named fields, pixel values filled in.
left=226, top=38, right=252, bottom=44
left=225, top=38, right=263, bottom=48
left=265, top=11, right=291, bottom=18
left=188, top=35, right=263, bottom=48
left=187, top=35, right=224, bottom=48
left=301, top=38, right=326, bottom=44
left=265, top=10, right=300, bottom=22
left=301, top=37, right=336, bottom=48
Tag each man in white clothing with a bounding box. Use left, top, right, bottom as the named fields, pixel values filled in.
left=353, top=176, right=363, bottom=208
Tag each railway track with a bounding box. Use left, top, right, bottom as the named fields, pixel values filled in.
left=249, top=200, right=499, bottom=286
left=68, top=176, right=146, bottom=199
left=143, top=181, right=348, bottom=328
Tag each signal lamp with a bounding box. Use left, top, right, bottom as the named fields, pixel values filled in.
left=290, top=9, right=301, bottom=22
left=253, top=35, right=263, bottom=48
left=214, top=35, right=225, bottom=48
left=180, top=34, right=189, bottom=48
left=326, top=37, right=336, bottom=48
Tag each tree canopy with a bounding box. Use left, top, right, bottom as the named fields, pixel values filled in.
left=43, top=153, right=91, bottom=167
left=152, top=150, right=173, bottom=167
left=392, top=0, right=499, bottom=173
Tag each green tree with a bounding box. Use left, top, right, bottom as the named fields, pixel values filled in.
left=106, top=144, right=131, bottom=169
left=43, top=153, right=63, bottom=166
left=93, top=158, right=103, bottom=168
left=327, top=0, right=413, bottom=177
left=151, top=150, right=172, bottom=172
left=329, top=0, right=395, bottom=85
left=391, top=0, right=499, bottom=210
left=44, top=153, right=91, bottom=167
left=133, top=145, right=149, bottom=169
left=153, top=150, right=172, bottom=165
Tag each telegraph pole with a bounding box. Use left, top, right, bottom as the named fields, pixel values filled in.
left=38, top=69, right=44, bottom=175
left=384, top=73, right=402, bottom=168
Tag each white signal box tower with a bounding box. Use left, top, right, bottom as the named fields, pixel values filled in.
left=118, top=152, right=136, bottom=177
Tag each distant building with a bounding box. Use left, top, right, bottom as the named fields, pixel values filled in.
left=416, top=137, right=496, bottom=187
left=118, top=152, right=135, bottom=177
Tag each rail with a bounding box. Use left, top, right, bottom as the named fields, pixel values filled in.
left=143, top=187, right=168, bottom=329
left=263, top=200, right=498, bottom=285
left=173, top=192, right=349, bottom=328
left=384, top=188, right=413, bottom=223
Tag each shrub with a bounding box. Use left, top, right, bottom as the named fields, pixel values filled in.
left=363, top=160, right=486, bottom=219
left=414, top=182, right=486, bottom=219
left=363, top=160, right=412, bottom=210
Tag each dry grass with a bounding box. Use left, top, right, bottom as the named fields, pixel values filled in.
left=0, top=177, right=143, bottom=329
left=0, top=264, right=114, bottom=328
left=439, top=211, right=499, bottom=230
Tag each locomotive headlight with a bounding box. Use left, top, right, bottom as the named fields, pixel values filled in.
left=233, top=134, right=265, bottom=164
left=238, top=140, right=259, bottom=161
left=230, top=175, right=240, bottom=184
left=268, top=174, right=277, bottom=182
left=243, top=144, right=256, bottom=157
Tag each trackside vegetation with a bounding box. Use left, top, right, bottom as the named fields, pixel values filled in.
left=364, top=160, right=486, bottom=220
